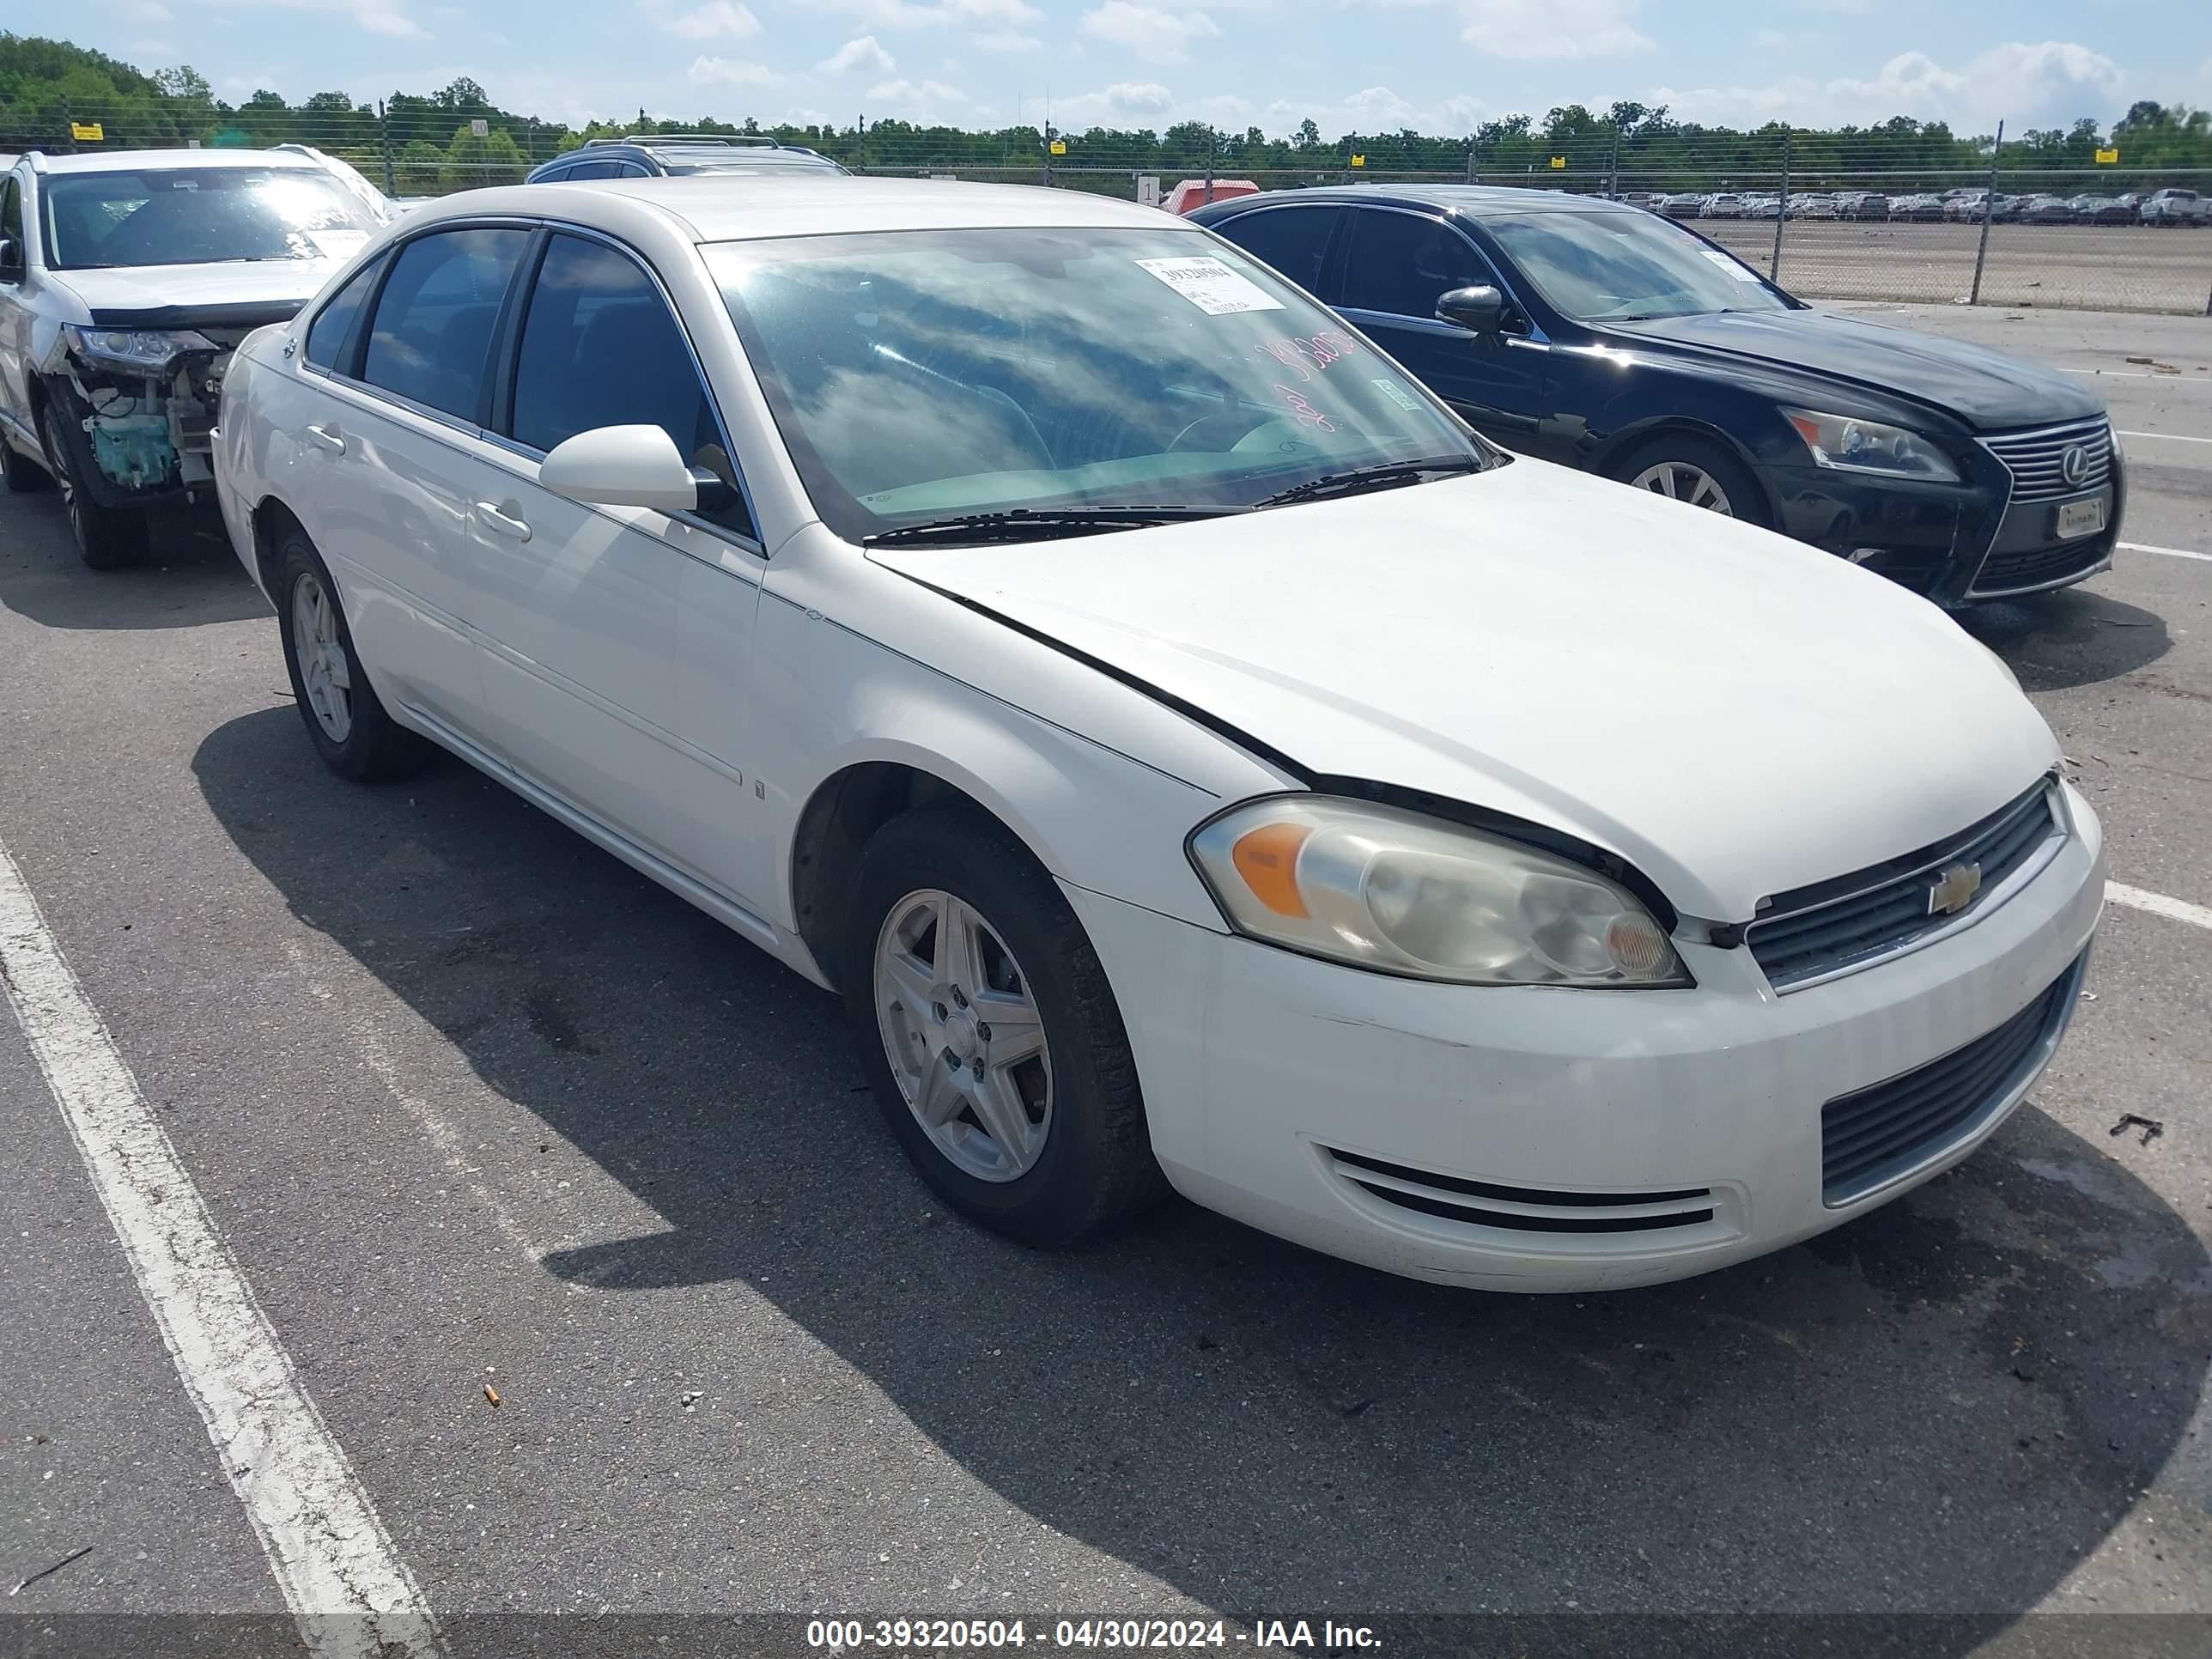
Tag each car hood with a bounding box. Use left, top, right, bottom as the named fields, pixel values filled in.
left=1600, top=307, right=2104, bottom=430
left=50, top=258, right=351, bottom=329
left=871, top=460, right=2059, bottom=921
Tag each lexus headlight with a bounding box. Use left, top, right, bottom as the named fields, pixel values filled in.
left=1189, top=798, right=1688, bottom=988
left=1784, top=407, right=1959, bottom=481
left=64, top=326, right=215, bottom=374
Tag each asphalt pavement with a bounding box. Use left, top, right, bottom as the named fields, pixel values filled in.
left=3, top=302, right=2209, bottom=1654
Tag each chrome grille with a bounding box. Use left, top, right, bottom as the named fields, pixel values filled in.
left=1820, top=955, right=2084, bottom=1204
left=1747, top=780, right=2061, bottom=991
left=1981, top=420, right=2112, bottom=503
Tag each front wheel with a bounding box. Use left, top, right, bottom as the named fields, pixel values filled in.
left=40, top=400, right=148, bottom=569
left=845, top=805, right=1165, bottom=1247
left=1607, top=433, right=1771, bottom=530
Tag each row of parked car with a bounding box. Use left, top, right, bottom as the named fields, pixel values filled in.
left=1646, top=185, right=2205, bottom=226
left=0, top=142, right=2118, bottom=1296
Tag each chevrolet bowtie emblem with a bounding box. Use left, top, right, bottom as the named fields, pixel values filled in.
left=1928, top=860, right=1984, bottom=917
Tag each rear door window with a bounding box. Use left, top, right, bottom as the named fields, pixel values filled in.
left=507, top=232, right=752, bottom=537
left=1209, top=205, right=1341, bottom=299
left=360, top=227, right=529, bottom=422
left=564, top=160, right=623, bottom=180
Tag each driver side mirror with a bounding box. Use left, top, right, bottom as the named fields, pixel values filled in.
left=0, top=237, right=22, bottom=284
left=1435, top=284, right=1505, bottom=337
left=538, top=424, right=729, bottom=515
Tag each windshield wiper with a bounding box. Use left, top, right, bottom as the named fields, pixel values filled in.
left=1252, top=457, right=1486, bottom=509
left=860, top=505, right=1246, bottom=548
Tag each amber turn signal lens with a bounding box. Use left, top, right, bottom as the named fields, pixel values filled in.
left=1231, top=822, right=1312, bottom=917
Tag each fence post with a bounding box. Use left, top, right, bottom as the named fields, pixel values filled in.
left=60, top=94, right=75, bottom=155
left=1770, top=128, right=1790, bottom=281
left=379, top=100, right=395, bottom=198
left=1465, top=142, right=1474, bottom=185
left=1969, top=118, right=2003, bottom=307
left=1202, top=128, right=1213, bottom=205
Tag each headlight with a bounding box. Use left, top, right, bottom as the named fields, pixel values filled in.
left=64, top=326, right=216, bottom=374
left=1784, top=407, right=1959, bottom=482
left=1188, top=797, right=1689, bottom=988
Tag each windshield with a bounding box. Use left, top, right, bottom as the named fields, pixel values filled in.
left=704, top=227, right=1486, bottom=543
left=1481, top=209, right=1793, bottom=324
left=39, top=167, right=375, bottom=272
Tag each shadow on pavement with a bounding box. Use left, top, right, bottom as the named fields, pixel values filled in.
left=1958, top=582, right=2168, bottom=692
left=194, top=706, right=2209, bottom=1626
left=0, top=494, right=268, bottom=631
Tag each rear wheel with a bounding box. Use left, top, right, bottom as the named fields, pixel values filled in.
left=276, top=529, right=430, bottom=781
left=40, top=399, right=148, bottom=569
left=1609, top=433, right=1771, bottom=529
left=846, top=804, right=1166, bottom=1247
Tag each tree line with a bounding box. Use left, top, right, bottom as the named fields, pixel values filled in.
left=4, top=32, right=2208, bottom=194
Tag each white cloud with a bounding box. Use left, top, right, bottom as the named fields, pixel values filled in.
left=818, top=34, right=896, bottom=75
left=821, top=0, right=1041, bottom=29
left=1264, top=84, right=1486, bottom=138
left=687, top=55, right=782, bottom=87
left=210, top=0, right=427, bottom=39
left=866, top=76, right=966, bottom=104
left=970, top=27, right=1042, bottom=52
left=1080, top=3, right=1220, bottom=65
left=1649, top=40, right=2125, bottom=131
left=658, top=0, right=761, bottom=41
left=128, top=0, right=174, bottom=21
left=1458, top=0, right=1650, bottom=61
left=1054, top=80, right=1176, bottom=124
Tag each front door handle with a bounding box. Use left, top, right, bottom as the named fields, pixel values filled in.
left=473, top=501, right=532, bottom=542
left=304, top=422, right=346, bottom=456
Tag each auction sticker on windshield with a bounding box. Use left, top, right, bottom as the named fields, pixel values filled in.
left=1137, top=256, right=1285, bottom=315
left=1701, top=249, right=1764, bottom=283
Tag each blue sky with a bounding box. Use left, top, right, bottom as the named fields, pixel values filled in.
left=74, top=0, right=2212, bottom=136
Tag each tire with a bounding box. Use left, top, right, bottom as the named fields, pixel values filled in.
left=844, top=803, right=1166, bottom=1248
left=2, top=432, right=51, bottom=495
left=1607, top=432, right=1772, bottom=530
left=40, top=399, right=148, bottom=569
left=275, top=528, right=431, bottom=781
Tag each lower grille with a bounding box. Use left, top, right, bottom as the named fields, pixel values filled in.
left=1972, top=538, right=2109, bottom=596
left=1328, top=1148, right=1716, bottom=1235
left=1748, top=779, right=2061, bottom=990
left=1820, top=957, right=2083, bottom=1204
left=1982, top=420, right=2112, bottom=502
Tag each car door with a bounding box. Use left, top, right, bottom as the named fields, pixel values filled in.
left=1333, top=204, right=1553, bottom=455
left=1201, top=201, right=1344, bottom=303
left=0, top=171, right=36, bottom=443
left=458, top=228, right=767, bottom=905
left=289, top=224, right=532, bottom=742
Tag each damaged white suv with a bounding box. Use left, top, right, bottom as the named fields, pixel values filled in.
left=0, top=147, right=383, bottom=567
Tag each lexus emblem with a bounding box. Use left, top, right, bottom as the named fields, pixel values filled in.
left=1928, top=861, right=1984, bottom=917
left=2059, top=445, right=2089, bottom=488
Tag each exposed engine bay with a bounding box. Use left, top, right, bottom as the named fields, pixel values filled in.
left=43, top=324, right=264, bottom=498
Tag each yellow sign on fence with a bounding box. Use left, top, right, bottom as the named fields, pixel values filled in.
left=70, top=121, right=104, bottom=142
left=1349, top=154, right=1364, bottom=167
left=2094, top=147, right=2118, bottom=164
left=1549, top=155, right=1567, bottom=169
left=1048, top=138, right=1066, bottom=155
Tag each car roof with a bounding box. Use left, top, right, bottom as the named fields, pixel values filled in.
left=31, top=147, right=329, bottom=175
left=416, top=174, right=1180, bottom=242
left=1189, top=183, right=1640, bottom=222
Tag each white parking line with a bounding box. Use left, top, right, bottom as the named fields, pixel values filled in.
left=2118, top=541, right=2212, bottom=564
left=2118, top=429, right=2212, bottom=445
left=2107, top=881, right=2212, bottom=933
left=0, top=840, right=442, bottom=1657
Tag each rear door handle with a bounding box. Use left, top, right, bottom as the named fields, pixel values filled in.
left=304, top=422, right=346, bottom=456
left=473, top=501, right=532, bottom=542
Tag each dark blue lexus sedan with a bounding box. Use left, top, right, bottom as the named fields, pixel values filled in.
left=1190, top=185, right=2122, bottom=605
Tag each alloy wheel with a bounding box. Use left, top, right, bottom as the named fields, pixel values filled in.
left=1630, top=460, right=1735, bottom=516
left=290, top=571, right=355, bottom=744
left=872, top=888, right=1054, bottom=1183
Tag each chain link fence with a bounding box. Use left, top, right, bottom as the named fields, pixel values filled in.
left=6, top=96, right=2209, bottom=315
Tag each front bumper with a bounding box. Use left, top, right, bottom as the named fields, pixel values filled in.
left=1767, top=438, right=2123, bottom=608
left=1070, top=786, right=2105, bottom=1292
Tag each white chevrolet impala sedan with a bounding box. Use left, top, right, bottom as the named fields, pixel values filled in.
left=215, top=179, right=2104, bottom=1291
